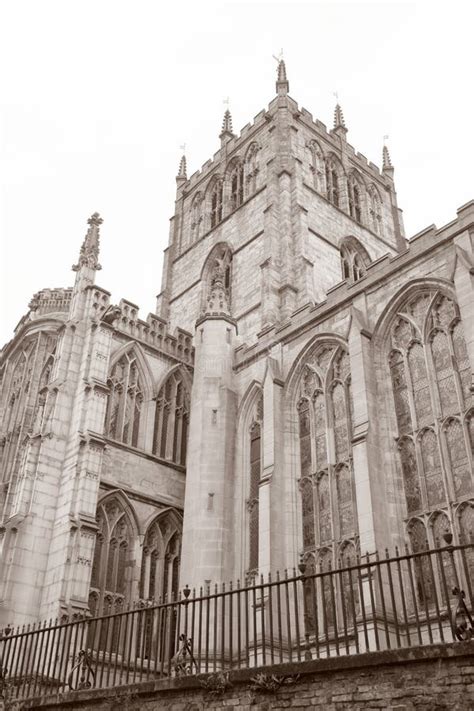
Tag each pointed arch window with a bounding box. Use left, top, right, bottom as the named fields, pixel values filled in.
left=153, top=370, right=189, bottom=465
left=325, top=156, right=340, bottom=207
left=139, top=512, right=182, bottom=602
left=247, top=395, right=263, bottom=579
left=89, top=496, right=134, bottom=618
left=105, top=351, right=144, bottom=448
left=340, top=238, right=369, bottom=284
left=210, top=179, right=224, bottom=228
left=229, top=161, right=244, bottom=211
left=387, top=292, right=473, bottom=541
left=297, top=345, right=357, bottom=563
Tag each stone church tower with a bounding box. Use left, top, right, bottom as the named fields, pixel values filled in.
left=1, top=61, right=473, bottom=626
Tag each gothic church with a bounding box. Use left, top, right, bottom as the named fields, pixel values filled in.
left=1, top=61, right=473, bottom=627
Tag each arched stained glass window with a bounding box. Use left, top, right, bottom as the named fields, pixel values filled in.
left=297, top=344, right=356, bottom=576
left=105, top=351, right=144, bottom=448
left=408, top=519, right=435, bottom=606
left=387, top=290, right=473, bottom=551
left=398, top=438, right=421, bottom=513
left=445, top=419, right=471, bottom=497
left=153, top=370, right=190, bottom=465
left=248, top=421, right=262, bottom=575
left=389, top=350, right=412, bottom=435
left=89, top=496, right=134, bottom=619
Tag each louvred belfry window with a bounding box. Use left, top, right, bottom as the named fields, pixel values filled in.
left=105, top=351, right=143, bottom=448
left=210, top=179, right=223, bottom=228
left=387, top=290, right=474, bottom=597
left=229, top=161, right=244, bottom=211
left=153, top=370, right=189, bottom=465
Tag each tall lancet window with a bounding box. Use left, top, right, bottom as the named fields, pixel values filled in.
left=89, top=496, right=134, bottom=619
left=325, top=156, right=340, bottom=207
left=247, top=394, right=263, bottom=580
left=229, top=161, right=244, bottom=211
left=105, top=351, right=144, bottom=448
left=387, top=290, right=473, bottom=600
left=297, top=345, right=357, bottom=558
left=139, top=512, right=182, bottom=602
left=297, top=344, right=357, bottom=634
left=210, top=178, right=224, bottom=228
left=153, top=370, right=190, bottom=465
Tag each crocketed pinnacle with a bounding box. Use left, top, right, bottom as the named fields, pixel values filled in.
left=383, top=144, right=393, bottom=170
left=221, top=109, right=234, bottom=136
left=176, top=154, right=187, bottom=182
left=276, top=59, right=289, bottom=94
left=334, top=103, right=346, bottom=130
left=72, top=212, right=103, bottom=272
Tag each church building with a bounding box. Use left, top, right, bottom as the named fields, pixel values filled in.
left=1, top=61, right=473, bottom=628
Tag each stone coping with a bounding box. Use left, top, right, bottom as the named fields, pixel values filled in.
left=21, top=641, right=474, bottom=708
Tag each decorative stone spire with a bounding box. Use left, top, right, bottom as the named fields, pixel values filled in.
left=220, top=109, right=235, bottom=146
left=176, top=154, right=187, bottom=185
left=383, top=144, right=394, bottom=177
left=72, top=213, right=103, bottom=272
left=276, top=59, right=289, bottom=95
left=332, top=103, right=347, bottom=138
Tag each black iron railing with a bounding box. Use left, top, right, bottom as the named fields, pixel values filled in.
left=1, top=541, right=473, bottom=703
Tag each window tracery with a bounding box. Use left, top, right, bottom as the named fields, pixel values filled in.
left=247, top=394, right=263, bottom=578
left=105, top=351, right=144, bottom=448
left=297, top=344, right=357, bottom=571
left=387, top=291, right=473, bottom=556
left=340, top=238, right=369, bottom=283
left=210, top=179, right=224, bottom=228
left=139, top=512, right=182, bottom=601
left=89, top=496, right=134, bottom=618
left=229, top=161, right=244, bottom=211
left=153, top=370, right=189, bottom=465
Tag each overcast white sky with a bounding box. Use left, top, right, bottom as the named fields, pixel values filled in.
left=1, top=0, right=473, bottom=346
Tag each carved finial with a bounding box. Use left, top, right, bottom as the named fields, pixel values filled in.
left=176, top=154, right=187, bottom=184
left=72, top=213, right=103, bottom=272
left=275, top=55, right=289, bottom=95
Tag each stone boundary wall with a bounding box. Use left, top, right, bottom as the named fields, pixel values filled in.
left=22, top=642, right=474, bottom=710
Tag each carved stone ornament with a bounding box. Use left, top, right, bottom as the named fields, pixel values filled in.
left=73, top=213, right=103, bottom=272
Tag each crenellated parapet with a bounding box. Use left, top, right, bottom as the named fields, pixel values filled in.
left=28, top=287, right=73, bottom=315
left=89, top=291, right=194, bottom=365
